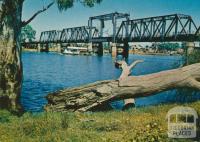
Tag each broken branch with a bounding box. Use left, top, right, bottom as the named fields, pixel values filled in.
left=21, top=1, right=54, bottom=27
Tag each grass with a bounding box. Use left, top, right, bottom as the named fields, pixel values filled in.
left=0, top=101, right=200, bottom=142
left=1, top=49, right=200, bottom=142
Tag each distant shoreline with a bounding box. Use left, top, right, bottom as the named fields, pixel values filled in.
left=22, top=48, right=183, bottom=56
left=132, top=52, right=183, bottom=56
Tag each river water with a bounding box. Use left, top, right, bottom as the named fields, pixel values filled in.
left=21, top=52, right=200, bottom=112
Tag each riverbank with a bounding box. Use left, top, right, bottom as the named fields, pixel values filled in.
left=132, top=51, right=183, bottom=56
left=22, top=48, right=183, bottom=56
left=0, top=101, right=199, bottom=141
left=22, top=48, right=60, bottom=52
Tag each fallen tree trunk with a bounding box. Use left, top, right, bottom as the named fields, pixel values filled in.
left=45, top=61, right=200, bottom=112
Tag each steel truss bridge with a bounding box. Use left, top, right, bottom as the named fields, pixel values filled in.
left=39, top=26, right=99, bottom=43
left=116, top=14, right=200, bottom=42
left=24, top=12, right=200, bottom=45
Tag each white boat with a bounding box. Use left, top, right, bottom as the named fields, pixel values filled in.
left=63, top=48, right=80, bottom=55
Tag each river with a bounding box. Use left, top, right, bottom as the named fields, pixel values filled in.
left=21, top=52, right=200, bottom=112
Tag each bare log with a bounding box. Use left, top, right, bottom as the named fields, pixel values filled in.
left=45, top=61, right=200, bottom=112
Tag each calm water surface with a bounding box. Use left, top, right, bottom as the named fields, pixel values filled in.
left=21, top=52, right=200, bottom=112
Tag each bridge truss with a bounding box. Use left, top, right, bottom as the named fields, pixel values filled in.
left=39, top=26, right=99, bottom=44
left=39, top=30, right=62, bottom=43
left=34, top=13, right=200, bottom=44
left=60, top=26, right=99, bottom=43
left=116, top=14, right=200, bottom=42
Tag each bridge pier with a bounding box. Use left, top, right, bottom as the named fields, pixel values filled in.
left=57, top=43, right=62, bottom=53
left=123, top=41, right=129, bottom=58
left=37, top=44, right=41, bottom=52
left=97, top=42, right=103, bottom=56
left=87, top=43, right=93, bottom=53
left=40, top=44, right=49, bottom=52
left=186, top=42, right=195, bottom=54
left=185, top=42, right=195, bottom=65
left=111, top=43, right=117, bottom=58
left=111, top=42, right=129, bottom=58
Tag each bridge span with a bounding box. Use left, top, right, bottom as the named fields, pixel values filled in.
left=22, top=12, right=200, bottom=58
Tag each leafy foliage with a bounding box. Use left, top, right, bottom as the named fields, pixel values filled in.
left=186, top=49, right=200, bottom=64
left=56, top=0, right=102, bottom=11
left=175, top=47, right=200, bottom=102
left=56, top=0, right=74, bottom=11
left=20, top=24, right=36, bottom=42
left=155, top=43, right=181, bottom=51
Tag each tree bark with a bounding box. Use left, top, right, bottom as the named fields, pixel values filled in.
left=45, top=61, right=200, bottom=112
left=0, top=1, right=23, bottom=112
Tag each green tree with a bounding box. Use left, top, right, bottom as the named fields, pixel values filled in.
left=158, top=43, right=180, bottom=51
left=20, top=24, right=36, bottom=42
left=0, top=0, right=102, bottom=112
left=186, top=50, right=200, bottom=64
left=175, top=49, right=200, bottom=103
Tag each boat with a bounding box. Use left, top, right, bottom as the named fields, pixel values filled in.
left=63, top=48, right=80, bottom=55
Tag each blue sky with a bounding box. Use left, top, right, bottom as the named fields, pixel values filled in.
left=22, top=0, right=200, bottom=39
